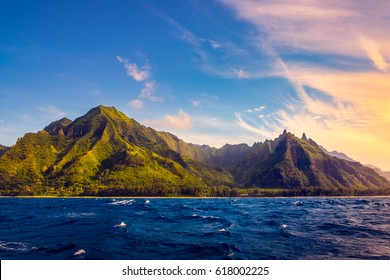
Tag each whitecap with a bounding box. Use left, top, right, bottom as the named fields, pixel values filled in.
left=145, top=200, right=150, bottom=204
left=280, top=224, right=288, bottom=229
left=0, top=241, right=31, bottom=252
left=201, top=215, right=219, bottom=219
left=67, top=212, right=96, bottom=218
left=73, top=249, right=86, bottom=256
left=218, top=228, right=226, bottom=233
left=109, top=199, right=135, bottom=205
left=114, top=222, right=127, bottom=228
left=293, top=201, right=304, bottom=206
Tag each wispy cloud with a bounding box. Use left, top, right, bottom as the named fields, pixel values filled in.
left=232, top=68, right=250, bottom=79
left=128, top=99, right=144, bottom=109
left=38, top=105, right=66, bottom=119
left=116, top=56, right=150, bottom=81
left=143, top=2, right=272, bottom=79
left=219, top=0, right=390, bottom=68
left=245, top=106, right=266, bottom=113
left=117, top=55, right=162, bottom=106
left=145, top=110, right=194, bottom=131
left=359, top=35, right=389, bottom=71
left=140, top=81, right=162, bottom=102
left=209, top=40, right=221, bottom=49
left=191, top=100, right=201, bottom=108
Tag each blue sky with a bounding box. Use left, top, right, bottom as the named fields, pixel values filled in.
left=1, top=0, right=390, bottom=170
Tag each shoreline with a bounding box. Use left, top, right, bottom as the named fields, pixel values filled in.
left=1, top=195, right=390, bottom=199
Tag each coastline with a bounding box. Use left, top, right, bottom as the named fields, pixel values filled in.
left=1, top=195, right=389, bottom=199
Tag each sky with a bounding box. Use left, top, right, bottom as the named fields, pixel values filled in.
left=0, top=0, right=389, bottom=170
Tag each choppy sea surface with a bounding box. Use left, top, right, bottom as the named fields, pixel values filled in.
left=0, top=197, right=389, bottom=260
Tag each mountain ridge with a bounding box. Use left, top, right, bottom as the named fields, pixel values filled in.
left=0, top=105, right=389, bottom=196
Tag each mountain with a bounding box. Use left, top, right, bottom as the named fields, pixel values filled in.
left=229, top=131, right=389, bottom=195
left=319, top=146, right=356, bottom=162
left=0, top=105, right=389, bottom=196
left=383, top=172, right=390, bottom=183
left=0, top=144, right=10, bottom=157
left=43, top=117, right=73, bottom=135
left=319, top=147, right=390, bottom=184
left=366, top=165, right=390, bottom=183
left=0, top=106, right=235, bottom=196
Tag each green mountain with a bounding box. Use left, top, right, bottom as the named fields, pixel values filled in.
left=0, top=106, right=235, bottom=196
left=0, top=106, right=389, bottom=196
left=236, top=131, right=389, bottom=195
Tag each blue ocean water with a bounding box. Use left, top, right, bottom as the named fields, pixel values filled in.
left=0, top=197, right=389, bottom=260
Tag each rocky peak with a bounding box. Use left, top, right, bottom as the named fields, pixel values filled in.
left=44, top=118, right=73, bottom=135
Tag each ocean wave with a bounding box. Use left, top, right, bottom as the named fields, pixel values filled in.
left=109, top=199, right=135, bottom=205
left=190, top=214, right=220, bottom=221
left=66, top=212, right=96, bottom=218
left=73, top=249, right=86, bottom=256
left=0, top=241, right=32, bottom=252
left=114, top=221, right=127, bottom=228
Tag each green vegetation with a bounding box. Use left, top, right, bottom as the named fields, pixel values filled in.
left=0, top=106, right=389, bottom=197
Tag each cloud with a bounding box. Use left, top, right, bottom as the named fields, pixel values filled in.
left=359, top=35, right=389, bottom=71
left=145, top=110, right=194, bottom=131
left=245, top=106, right=266, bottom=113
left=202, top=93, right=219, bottom=100
left=142, top=2, right=207, bottom=59
left=128, top=99, right=144, bottom=109
left=117, top=55, right=163, bottom=105
left=143, top=2, right=271, bottom=79
left=38, top=105, right=66, bottom=119
left=209, top=40, right=221, bottom=49
left=140, top=81, right=162, bottom=102
left=116, top=56, right=150, bottom=81
left=232, top=68, right=250, bottom=79
left=219, top=0, right=390, bottom=67
left=191, top=100, right=201, bottom=108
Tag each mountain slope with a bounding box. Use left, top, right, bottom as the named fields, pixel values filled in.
left=319, top=146, right=356, bottom=162
left=0, top=144, right=10, bottom=157
left=366, top=165, right=390, bottom=183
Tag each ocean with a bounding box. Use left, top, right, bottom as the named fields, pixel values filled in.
left=0, top=197, right=389, bottom=260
